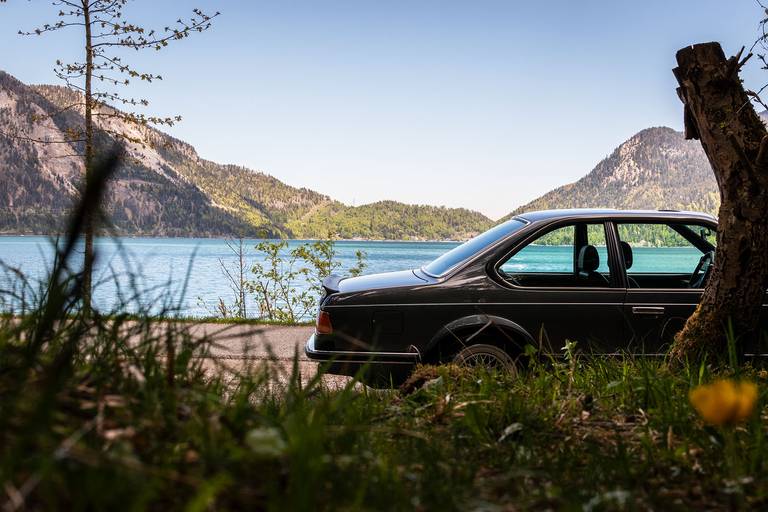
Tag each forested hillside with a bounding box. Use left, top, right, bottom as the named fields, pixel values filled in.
left=0, top=70, right=492, bottom=240
left=288, top=201, right=491, bottom=240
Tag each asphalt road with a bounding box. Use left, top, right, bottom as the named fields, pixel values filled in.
left=186, top=323, right=354, bottom=387
left=186, top=323, right=316, bottom=360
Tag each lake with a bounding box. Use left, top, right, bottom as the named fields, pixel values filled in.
left=0, top=236, right=701, bottom=318
left=0, top=237, right=457, bottom=317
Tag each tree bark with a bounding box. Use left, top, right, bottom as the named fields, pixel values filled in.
left=669, top=42, right=768, bottom=361
left=82, top=0, right=94, bottom=312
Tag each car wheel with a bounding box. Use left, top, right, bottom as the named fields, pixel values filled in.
left=452, top=344, right=517, bottom=375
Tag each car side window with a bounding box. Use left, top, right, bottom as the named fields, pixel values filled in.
left=500, top=225, right=575, bottom=274
left=617, top=223, right=715, bottom=289
left=499, top=223, right=612, bottom=288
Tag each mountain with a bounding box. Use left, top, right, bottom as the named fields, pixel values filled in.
left=0, top=70, right=492, bottom=240
left=502, top=126, right=720, bottom=220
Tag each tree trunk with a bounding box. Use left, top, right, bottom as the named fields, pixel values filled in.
left=669, top=42, right=768, bottom=361
left=82, top=0, right=94, bottom=312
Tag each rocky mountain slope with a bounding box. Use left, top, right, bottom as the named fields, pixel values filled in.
left=502, top=126, right=720, bottom=220
left=0, top=70, right=491, bottom=239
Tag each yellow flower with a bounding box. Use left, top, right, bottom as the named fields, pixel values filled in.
left=689, top=379, right=758, bottom=426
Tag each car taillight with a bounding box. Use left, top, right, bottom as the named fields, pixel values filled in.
left=316, top=310, right=333, bottom=334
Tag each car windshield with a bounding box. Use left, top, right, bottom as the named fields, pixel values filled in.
left=422, top=218, right=527, bottom=277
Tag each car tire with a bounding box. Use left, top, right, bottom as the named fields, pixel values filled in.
left=452, top=344, right=517, bottom=375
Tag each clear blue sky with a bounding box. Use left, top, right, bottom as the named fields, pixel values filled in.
left=1, top=0, right=765, bottom=219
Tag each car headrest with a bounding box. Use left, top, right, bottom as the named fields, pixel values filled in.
left=619, top=241, right=633, bottom=270
left=578, top=245, right=600, bottom=273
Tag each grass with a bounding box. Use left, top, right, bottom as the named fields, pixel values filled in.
left=0, top=311, right=313, bottom=326
left=162, top=315, right=312, bottom=326
left=3, top=300, right=768, bottom=511
left=97, top=313, right=312, bottom=326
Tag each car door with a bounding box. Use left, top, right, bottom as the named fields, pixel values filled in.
left=614, top=221, right=715, bottom=354
left=494, top=221, right=626, bottom=354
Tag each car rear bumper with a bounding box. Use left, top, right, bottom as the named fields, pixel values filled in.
left=305, top=334, right=420, bottom=364
left=305, top=334, right=419, bottom=385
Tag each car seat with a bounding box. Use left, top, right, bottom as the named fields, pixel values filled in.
left=577, top=245, right=610, bottom=287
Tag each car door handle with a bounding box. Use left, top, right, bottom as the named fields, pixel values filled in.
left=632, top=306, right=665, bottom=316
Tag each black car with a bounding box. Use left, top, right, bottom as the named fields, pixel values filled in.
left=306, top=209, right=766, bottom=384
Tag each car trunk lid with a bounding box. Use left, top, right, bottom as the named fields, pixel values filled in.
left=336, top=269, right=428, bottom=294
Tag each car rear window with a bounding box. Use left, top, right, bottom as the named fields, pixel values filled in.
left=422, top=219, right=527, bottom=277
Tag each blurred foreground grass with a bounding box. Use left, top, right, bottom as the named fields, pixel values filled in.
left=3, top=304, right=768, bottom=511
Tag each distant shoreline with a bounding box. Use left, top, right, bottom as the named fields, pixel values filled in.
left=0, top=233, right=465, bottom=244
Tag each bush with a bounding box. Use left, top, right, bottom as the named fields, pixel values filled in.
left=209, top=239, right=366, bottom=323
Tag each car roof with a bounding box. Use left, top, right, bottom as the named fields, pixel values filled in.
left=514, top=208, right=717, bottom=223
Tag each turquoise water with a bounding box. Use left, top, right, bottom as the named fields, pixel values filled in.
left=503, top=244, right=702, bottom=275
left=0, top=236, right=456, bottom=316
left=0, top=236, right=702, bottom=317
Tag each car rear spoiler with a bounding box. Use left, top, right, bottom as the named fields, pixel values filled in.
left=322, top=274, right=344, bottom=295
